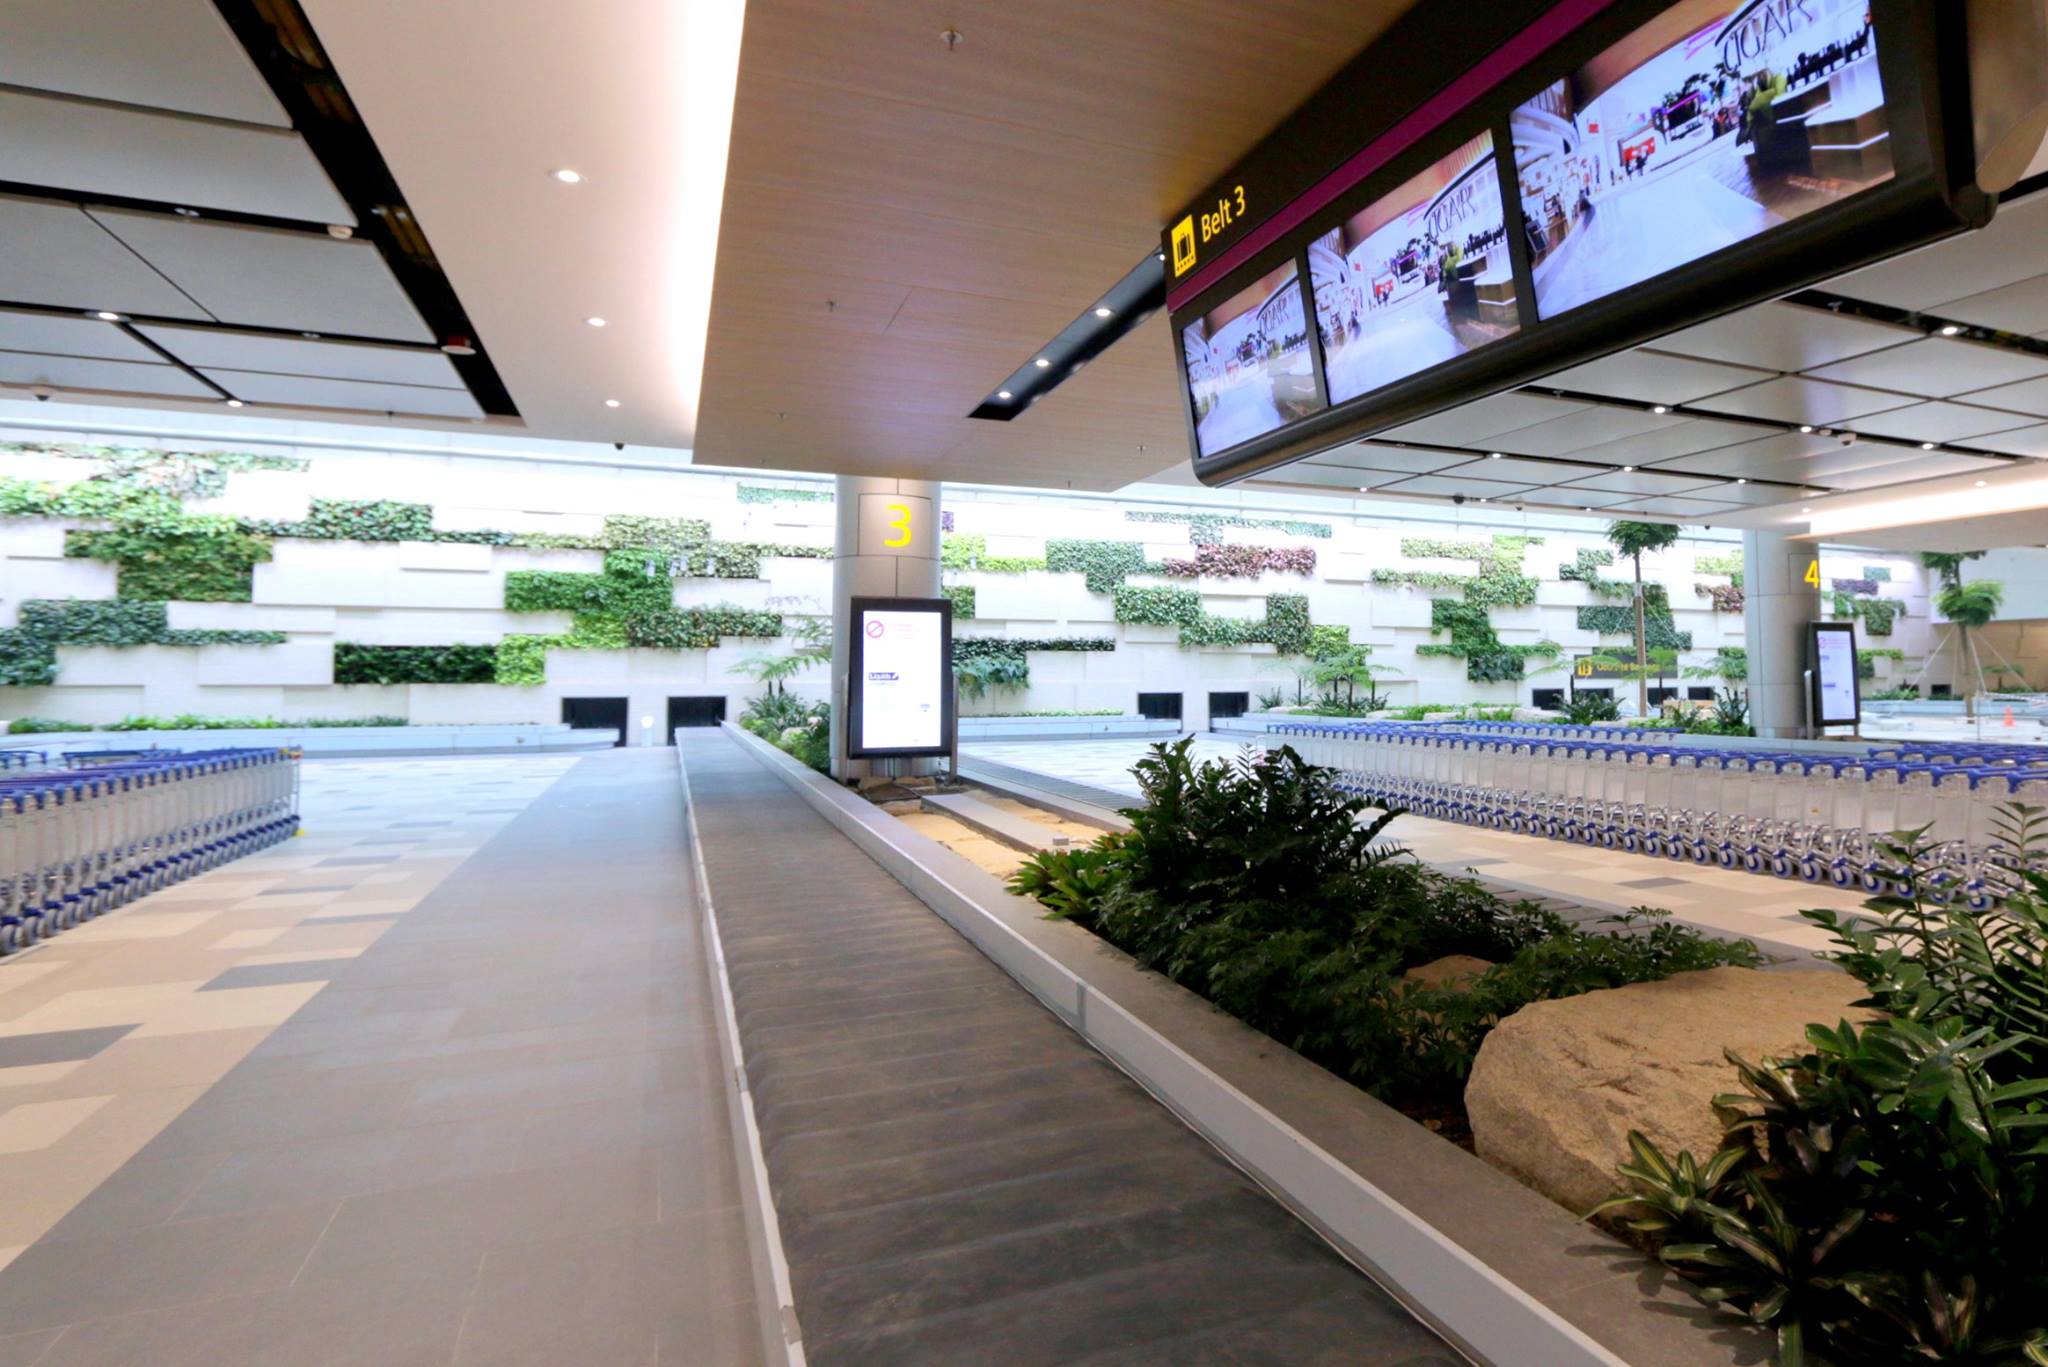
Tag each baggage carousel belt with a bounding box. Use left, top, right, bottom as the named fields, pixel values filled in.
left=680, top=732, right=1459, bottom=1366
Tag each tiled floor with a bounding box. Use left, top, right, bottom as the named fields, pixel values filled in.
left=0, top=749, right=753, bottom=1366
left=966, top=735, right=1866, bottom=956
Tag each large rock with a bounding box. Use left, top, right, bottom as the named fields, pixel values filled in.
left=1465, top=967, right=1869, bottom=1215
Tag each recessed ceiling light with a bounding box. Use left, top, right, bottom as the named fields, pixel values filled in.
left=1736, top=478, right=1748, bottom=485
left=1621, top=465, right=1635, bottom=473
left=173, top=206, right=199, bottom=218
left=300, top=331, right=320, bottom=340
left=586, top=316, right=606, bottom=328
left=551, top=168, right=583, bottom=184
left=93, top=311, right=123, bottom=322
left=996, top=389, right=1012, bottom=399
left=1651, top=405, right=1669, bottom=414
left=1920, top=442, right=1937, bottom=450
left=1937, top=324, right=1961, bottom=337
left=1488, top=452, right=1503, bottom=460
left=1093, top=306, right=1113, bottom=318
left=1358, top=486, right=1371, bottom=493
left=1798, top=424, right=1814, bottom=434
left=1802, top=506, right=1813, bottom=514
left=225, top=398, right=244, bottom=408
left=1583, top=507, right=1595, bottom=513
left=1156, top=251, right=1165, bottom=262
left=1975, top=479, right=1988, bottom=487
left=604, top=398, right=620, bottom=408
left=1033, top=357, right=1051, bottom=368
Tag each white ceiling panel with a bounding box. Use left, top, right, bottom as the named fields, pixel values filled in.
left=1969, top=424, right=2048, bottom=458
left=92, top=211, right=433, bottom=342
left=1803, top=337, right=2048, bottom=397
left=1295, top=444, right=1474, bottom=476
left=0, top=90, right=350, bottom=226
left=0, top=195, right=209, bottom=320
left=0, top=310, right=161, bottom=363
left=1930, top=274, right=2048, bottom=337
left=1817, top=452, right=2009, bottom=489
left=1554, top=468, right=1727, bottom=497
left=1374, top=392, right=1586, bottom=447
left=1648, top=302, right=1912, bottom=372
left=1705, top=479, right=1810, bottom=508
left=1247, top=466, right=1384, bottom=494
left=1537, top=349, right=1769, bottom=405
left=199, top=369, right=484, bottom=419
left=1602, top=496, right=1744, bottom=520
left=1849, top=402, right=2040, bottom=444
left=1954, top=374, right=2048, bottom=420
left=1650, top=431, right=1905, bottom=481
left=1373, top=474, right=1543, bottom=501
left=1456, top=455, right=1603, bottom=482
left=1689, top=376, right=1914, bottom=426
left=1489, top=405, right=1689, bottom=458
left=1827, top=192, right=2048, bottom=310
left=0, top=352, right=214, bottom=398
left=1563, top=416, right=1772, bottom=466
left=136, top=325, right=463, bottom=389
left=0, top=0, right=289, bottom=127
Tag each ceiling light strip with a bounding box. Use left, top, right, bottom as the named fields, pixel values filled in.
left=970, top=249, right=1167, bottom=420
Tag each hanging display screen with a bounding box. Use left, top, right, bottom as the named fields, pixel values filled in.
left=1160, top=0, right=1977, bottom=487
left=1308, top=133, right=1519, bottom=406
left=846, top=596, right=953, bottom=759
left=1180, top=259, right=1321, bottom=458
left=1513, top=0, right=1892, bottom=319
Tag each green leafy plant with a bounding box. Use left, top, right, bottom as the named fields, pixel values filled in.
left=943, top=584, right=976, bottom=620
left=1045, top=539, right=1154, bottom=594
left=1008, top=740, right=1758, bottom=1108
left=1158, top=545, right=1316, bottom=578
left=736, top=484, right=832, bottom=504
left=1113, top=586, right=1204, bottom=627
left=333, top=644, right=497, bottom=685
left=1124, top=510, right=1332, bottom=541
left=1937, top=580, right=2005, bottom=714
left=65, top=523, right=276, bottom=602
left=954, top=652, right=1030, bottom=701
left=1604, top=521, right=1684, bottom=715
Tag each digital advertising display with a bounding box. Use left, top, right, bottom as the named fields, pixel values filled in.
left=1307, top=133, right=1520, bottom=406
left=846, top=597, right=953, bottom=759
left=1512, top=0, right=1892, bottom=319
left=1181, top=259, right=1321, bottom=458
left=1811, top=621, right=1860, bottom=727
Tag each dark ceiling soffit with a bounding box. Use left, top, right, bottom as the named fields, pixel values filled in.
left=208, top=0, right=517, bottom=417
left=967, top=250, right=1167, bottom=421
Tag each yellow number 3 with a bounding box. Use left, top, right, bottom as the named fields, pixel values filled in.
left=883, top=502, right=912, bottom=549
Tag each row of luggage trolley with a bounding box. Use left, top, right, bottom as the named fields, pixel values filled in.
left=1264, top=719, right=2048, bottom=908
left=0, top=747, right=301, bottom=952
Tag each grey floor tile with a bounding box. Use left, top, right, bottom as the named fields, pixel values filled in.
left=0, top=1024, right=137, bottom=1067
left=0, top=1199, right=339, bottom=1332
left=173, top=1114, right=528, bottom=1220
left=199, top=959, right=355, bottom=992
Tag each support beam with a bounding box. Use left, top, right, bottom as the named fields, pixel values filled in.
left=1743, top=529, right=1822, bottom=739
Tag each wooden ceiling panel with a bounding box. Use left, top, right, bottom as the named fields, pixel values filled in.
left=696, top=0, right=1419, bottom=489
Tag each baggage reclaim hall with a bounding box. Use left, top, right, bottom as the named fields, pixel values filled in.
left=8, top=2, right=2048, bottom=1363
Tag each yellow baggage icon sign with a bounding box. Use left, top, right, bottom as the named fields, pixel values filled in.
left=1170, top=215, right=1196, bottom=277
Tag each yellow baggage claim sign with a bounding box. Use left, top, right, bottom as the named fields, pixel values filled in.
left=1169, top=184, right=1247, bottom=279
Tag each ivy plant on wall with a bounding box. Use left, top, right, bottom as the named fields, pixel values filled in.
left=1578, top=584, right=1692, bottom=651
left=943, top=584, right=976, bottom=620
left=66, top=522, right=275, bottom=602
left=1418, top=600, right=1561, bottom=683
left=621, top=605, right=783, bottom=650
left=736, top=485, right=832, bottom=504
left=1044, top=540, right=1154, bottom=594
left=1124, top=510, right=1332, bottom=542
left=1113, top=586, right=1204, bottom=627
left=334, top=644, right=498, bottom=686
left=939, top=533, right=1045, bottom=574
left=1369, top=569, right=1474, bottom=592
left=1695, top=582, right=1745, bottom=614
left=1693, top=552, right=1742, bottom=576
left=0, top=599, right=285, bottom=687
left=1157, top=544, right=1316, bottom=578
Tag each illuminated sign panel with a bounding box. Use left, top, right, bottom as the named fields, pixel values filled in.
left=846, top=596, right=953, bottom=759
left=1810, top=620, right=1859, bottom=727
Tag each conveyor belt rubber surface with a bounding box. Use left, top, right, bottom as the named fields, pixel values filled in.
left=682, top=732, right=1458, bottom=1366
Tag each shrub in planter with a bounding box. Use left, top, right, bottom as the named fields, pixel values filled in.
left=1596, top=821, right=2048, bottom=1366
left=1009, top=739, right=1757, bottom=1107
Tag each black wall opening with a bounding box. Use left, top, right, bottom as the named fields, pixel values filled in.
left=561, top=696, right=629, bottom=746
left=1137, top=692, right=1183, bottom=722
left=1208, top=691, right=1250, bottom=721
left=1532, top=688, right=1565, bottom=711
left=667, top=696, right=726, bottom=739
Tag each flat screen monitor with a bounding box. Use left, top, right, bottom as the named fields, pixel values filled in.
left=1308, top=132, right=1520, bottom=406
left=1511, top=0, right=1892, bottom=320
left=1181, top=259, right=1321, bottom=458
left=1811, top=620, right=1860, bottom=727
left=846, top=596, right=953, bottom=759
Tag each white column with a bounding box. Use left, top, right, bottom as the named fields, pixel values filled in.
left=1744, top=529, right=1821, bottom=739
left=829, top=476, right=942, bottom=780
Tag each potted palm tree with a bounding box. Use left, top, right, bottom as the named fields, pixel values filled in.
left=1603, top=521, right=1682, bottom=717
left=1936, top=579, right=2004, bottom=717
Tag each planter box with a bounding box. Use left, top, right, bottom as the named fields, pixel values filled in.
left=0, top=723, right=618, bottom=756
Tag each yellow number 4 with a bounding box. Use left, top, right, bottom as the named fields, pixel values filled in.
left=1804, top=559, right=1821, bottom=588
left=884, top=502, right=912, bottom=549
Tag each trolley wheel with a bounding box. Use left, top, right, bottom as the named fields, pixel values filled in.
left=1798, top=860, right=1822, bottom=884
left=1741, top=852, right=1763, bottom=873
